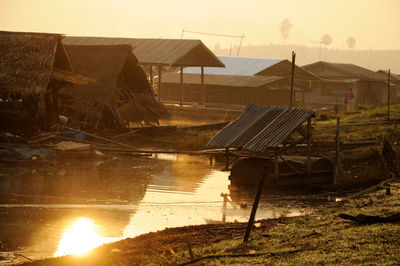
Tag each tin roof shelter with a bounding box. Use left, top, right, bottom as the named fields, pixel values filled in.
left=207, top=103, right=316, bottom=179
left=184, top=56, right=318, bottom=80
left=64, top=37, right=225, bottom=106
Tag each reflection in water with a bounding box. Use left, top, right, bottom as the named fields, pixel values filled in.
left=54, top=217, right=118, bottom=257
left=0, top=153, right=317, bottom=262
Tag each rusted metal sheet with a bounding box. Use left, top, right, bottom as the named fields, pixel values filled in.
left=207, top=104, right=315, bottom=152
left=63, top=37, right=224, bottom=67
left=160, top=72, right=283, bottom=88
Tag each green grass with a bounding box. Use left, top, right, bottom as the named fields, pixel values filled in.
left=150, top=181, right=400, bottom=265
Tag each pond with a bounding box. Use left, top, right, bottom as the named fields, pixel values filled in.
left=0, top=152, right=321, bottom=264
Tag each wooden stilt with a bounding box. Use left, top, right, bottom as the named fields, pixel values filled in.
left=224, top=147, right=229, bottom=171
left=333, top=118, right=341, bottom=184
left=201, top=66, right=205, bottom=107
left=180, top=66, right=184, bottom=107
left=149, top=65, right=153, bottom=88
left=158, top=65, right=162, bottom=102
left=307, top=117, right=311, bottom=175
left=274, top=150, right=279, bottom=183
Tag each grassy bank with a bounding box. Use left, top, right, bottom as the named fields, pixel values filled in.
left=27, top=179, right=400, bottom=265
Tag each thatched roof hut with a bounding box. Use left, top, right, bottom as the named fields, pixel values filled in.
left=0, top=30, right=73, bottom=97
left=0, top=30, right=89, bottom=135
left=63, top=45, right=166, bottom=128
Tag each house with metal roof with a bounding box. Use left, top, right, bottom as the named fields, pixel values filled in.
left=63, top=37, right=225, bottom=106
left=207, top=103, right=333, bottom=187
left=184, top=56, right=318, bottom=80
left=159, top=73, right=296, bottom=106
left=159, top=55, right=318, bottom=107
left=303, top=61, right=400, bottom=106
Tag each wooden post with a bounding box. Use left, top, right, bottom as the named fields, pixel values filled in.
left=333, top=118, right=341, bottom=185
left=274, top=150, right=279, bottom=183
left=224, top=147, right=229, bottom=170
left=290, top=51, right=296, bottom=107
left=158, top=65, right=162, bottom=102
left=388, top=69, right=391, bottom=121
left=221, top=193, right=228, bottom=223
left=201, top=66, right=205, bottom=107
left=149, top=65, right=153, bottom=89
left=243, top=166, right=267, bottom=242
left=180, top=66, right=184, bottom=107
left=307, top=117, right=311, bottom=175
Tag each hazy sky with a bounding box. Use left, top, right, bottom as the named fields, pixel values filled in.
left=1, top=0, right=399, bottom=50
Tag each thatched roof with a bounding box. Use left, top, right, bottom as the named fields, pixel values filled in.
left=0, top=30, right=72, bottom=97
left=62, top=45, right=166, bottom=126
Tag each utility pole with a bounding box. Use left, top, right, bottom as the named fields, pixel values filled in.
left=290, top=51, right=296, bottom=107
left=387, top=69, right=391, bottom=121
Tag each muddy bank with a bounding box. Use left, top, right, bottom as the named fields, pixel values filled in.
left=24, top=179, right=400, bottom=265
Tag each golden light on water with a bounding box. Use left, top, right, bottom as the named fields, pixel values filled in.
left=54, top=218, right=115, bottom=257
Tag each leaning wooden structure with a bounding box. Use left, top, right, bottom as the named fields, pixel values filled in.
left=207, top=103, right=333, bottom=187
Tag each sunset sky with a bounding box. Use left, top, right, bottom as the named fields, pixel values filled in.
left=1, top=0, right=399, bottom=51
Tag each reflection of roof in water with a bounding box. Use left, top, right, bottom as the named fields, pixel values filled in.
left=207, top=103, right=315, bottom=152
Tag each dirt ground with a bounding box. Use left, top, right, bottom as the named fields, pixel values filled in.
left=24, top=179, right=400, bottom=265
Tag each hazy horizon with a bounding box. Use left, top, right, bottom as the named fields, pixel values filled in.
left=1, top=0, right=399, bottom=51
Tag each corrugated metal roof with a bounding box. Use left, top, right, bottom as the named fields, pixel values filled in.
left=302, top=61, right=388, bottom=81
left=207, top=104, right=315, bottom=152
left=63, top=36, right=224, bottom=67
left=160, top=72, right=283, bottom=87
left=184, top=56, right=284, bottom=76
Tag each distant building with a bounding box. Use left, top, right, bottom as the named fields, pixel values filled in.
left=160, top=56, right=318, bottom=107
left=303, top=61, right=400, bottom=106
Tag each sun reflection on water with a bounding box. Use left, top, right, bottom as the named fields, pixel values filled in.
left=54, top=217, right=117, bottom=257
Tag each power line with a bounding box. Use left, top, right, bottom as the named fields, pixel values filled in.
left=182, top=29, right=244, bottom=39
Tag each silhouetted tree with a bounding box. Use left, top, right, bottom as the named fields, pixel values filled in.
left=321, top=34, right=332, bottom=45
left=280, top=18, right=293, bottom=43
left=346, top=37, right=356, bottom=49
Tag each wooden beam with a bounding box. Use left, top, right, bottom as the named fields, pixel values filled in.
left=274, top=150, right=279, bottom=183
left=290, top=51, right=296, bottom=107
left=243, top=165, right=267, bottom=242
left=307, top=117, right=311, bottom=175
left=180, top=66, right=184, bottom=107
left=149, top=65, right=153, bottom=88
left=201, top=66, right=205, bottom=107
left=333, top=118, right=341, bottom=184
left=158, top=65, right=162, bottom=102
left=388, top=69, right=391, bottom=120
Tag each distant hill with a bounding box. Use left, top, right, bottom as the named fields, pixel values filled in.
left=213, top=44, right=400, bottom=74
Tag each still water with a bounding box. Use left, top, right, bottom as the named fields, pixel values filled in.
left=0, top=153, right=316, bottom=263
